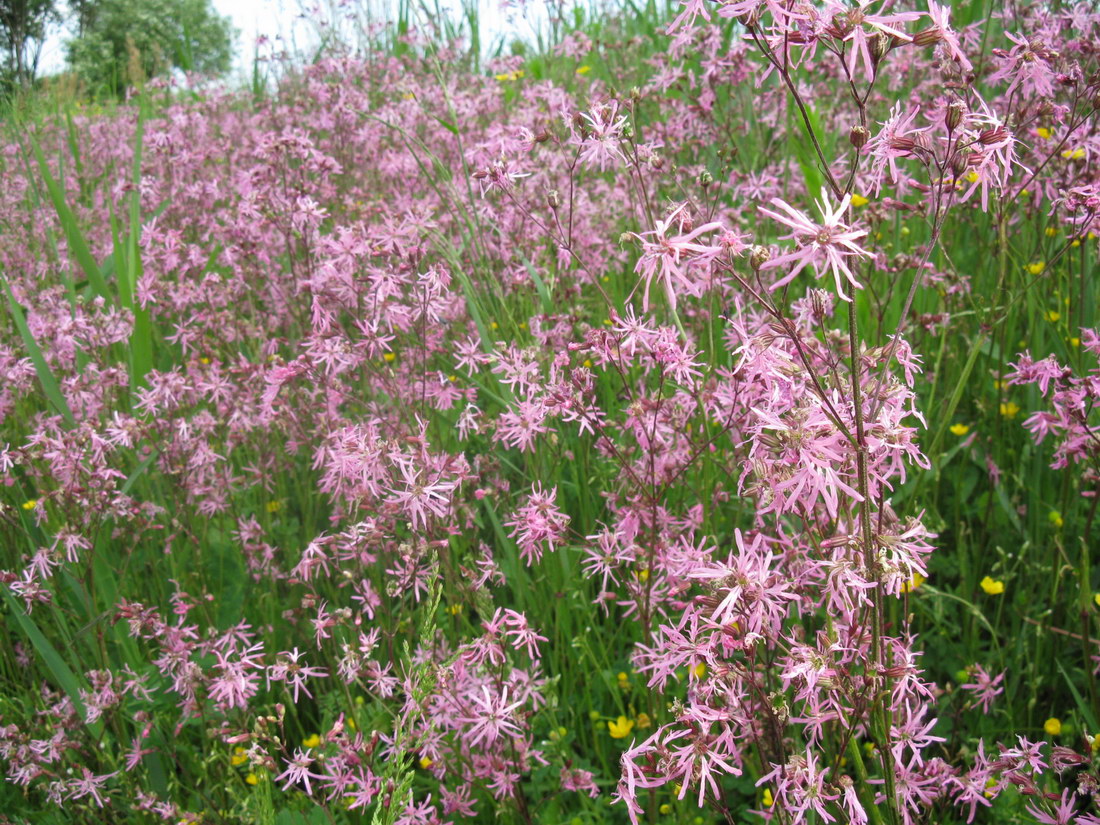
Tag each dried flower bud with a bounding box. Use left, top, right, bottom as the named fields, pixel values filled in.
left=547, top=189, right=561, bottom=209
left=946, top=100, right=965, bottom=131
left=950, top=149, right=971, bottom=179
left=870, top=31, right=891, bottom=63
left=849, top=125, right=869, bottom=149
left=749, top=245, right=771, bottom=271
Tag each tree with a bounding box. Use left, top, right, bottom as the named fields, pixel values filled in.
left=65, top=0, right=234, bottom=95
left=0, top=0, right=58, bottom=87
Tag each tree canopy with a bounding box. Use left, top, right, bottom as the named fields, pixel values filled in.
left=0, top=0, right=58, bottom=87
left=65, top=0, right=235, bottom=94
left=0, top=0, right=235, bottom=94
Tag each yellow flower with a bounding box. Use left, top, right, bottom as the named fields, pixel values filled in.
left=245, top=773, right=260, bottom=785
left=490, top=321, right=499, bottom=330
left=636, top=568, right=650, bottom=582
left=980, top=576, right=1005, bottom=595
left=446, top=603, right=462, bottom=615
left=1045, top=226, right=1058, bottom=237
left=691, top=662, right=707, bottom=679
left=231, top=747, right=248, bottom=766
left=850, top=194, right=869, bottom=207
left=999, top=402, right=1020, bottom=419
left=382, top=352, right=396, bottom=362
left=302, top=734, right=321, bottom=748
left=1049, top=510, right=1064, bottom=528
left=901, top=572, right=926, bottom=593
left=266, top=500, right=282, bottom=513
left=200, top=356, right=211, bottom=364
left=1044, top=717, right=1063, bottom=736
left=1062, top=148, right=1086, bottom=160
left=660, top=804, right=672, bottom=814
left=1026, top=261, right=1046, bottom=275
left=576, top=65, right=591, bottom=75
left=583, top=359, right=593, bottom=368
left=1036, top=127, right=1053, bottom=140
left=419, top=756, right=433, bottom=769
left=21, top=499, right=37, bottom=510
left=1095, top=593, right=1100, bottom=608
left=608, top=715, right=635, bottom=739
left=949, top=423, right=969, bottom=436
left=762, top=788, right=774, bottom=807
left=964, top=170, right=980, bottom=183
left=635, top=713, right=651, bottom=729
left=1071, top=337, right=1081, bottom=348
left=1045, top=310, right=1061, bottom=322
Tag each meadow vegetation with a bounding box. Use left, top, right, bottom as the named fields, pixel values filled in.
left=1, top=1, right=1100, bottom=824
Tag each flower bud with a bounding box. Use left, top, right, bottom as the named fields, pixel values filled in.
left=699, top=169, right=714, bottom=188
left=870, top=31, right=891, bottom=64
left=849, top=125, right=869, bottom=149
left=547, top=189, right=561, bottom=209
left=941, top=107, right=962, bottom=138
left=749, top=245, right=771, bottom=271
left=912, top=27, right=943, bottom=47
left=950, top=149, right=971, bottom=179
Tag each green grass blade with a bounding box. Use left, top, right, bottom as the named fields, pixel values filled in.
left=126, top=108, right=153, bottom=389
left=31, top=140, right=113, bottom=304
left=2, top=588, right=101, bottom=737
left=3, top=279, right=75, bottom=426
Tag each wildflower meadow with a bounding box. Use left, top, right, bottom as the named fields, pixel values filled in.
left=2, top=1, right=1100, bottom=823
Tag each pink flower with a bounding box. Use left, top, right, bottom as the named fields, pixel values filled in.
left=629, top=204, right=725, bottom=311
left=268, top=648, right=328, bottom=702
left=460, top=686, right=525, bottom=748
left=758, top=189, right=870, bottom=300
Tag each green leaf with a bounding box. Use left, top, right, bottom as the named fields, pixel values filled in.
left=3, top=280, right=75, bottom=426
left=1057, top=661, right=1099, bottom=733
left=2, top=588, right=101, bottom=738
left=126, top=107, right=153, bottom=389
left=31, top=140, right=113, bottom=304
left=518, top=250, right=552, bottom=314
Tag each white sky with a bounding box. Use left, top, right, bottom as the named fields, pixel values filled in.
left=36, top=0, right=550, bottom=80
